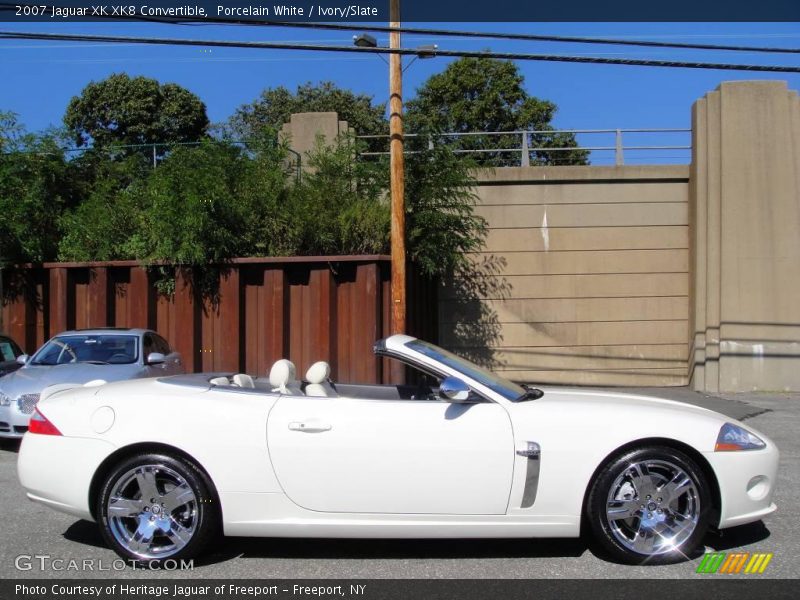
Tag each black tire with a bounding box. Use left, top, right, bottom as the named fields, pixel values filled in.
left=97, top=453, right=219, bottom=565
left=586, top=445, right=711, bottom=564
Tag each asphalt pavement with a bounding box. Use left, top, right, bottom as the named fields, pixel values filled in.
left=0, top=388, right=797, bottom=579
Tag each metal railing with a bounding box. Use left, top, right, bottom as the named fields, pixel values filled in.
left=357, top=128, right=691, bottom=166
left=2, top=139, right=304, bottom=181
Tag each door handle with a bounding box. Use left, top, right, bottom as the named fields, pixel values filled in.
left=288, top=421, right=332, bottom=433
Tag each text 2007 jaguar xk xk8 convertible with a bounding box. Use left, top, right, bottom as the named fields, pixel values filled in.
left=17, top=335, right=778, bottom=565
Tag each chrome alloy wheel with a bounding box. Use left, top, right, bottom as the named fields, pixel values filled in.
left=106, top=464, right=198, bottom=560
left=605, top=459, right=700, bottom=556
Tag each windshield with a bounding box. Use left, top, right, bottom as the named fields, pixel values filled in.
left=31, top=335, right=139, bottom=366
left=405, top=339, right=526, bottom=401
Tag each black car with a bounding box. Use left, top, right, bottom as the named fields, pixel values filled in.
left=0, top=334, right=24, bottom=378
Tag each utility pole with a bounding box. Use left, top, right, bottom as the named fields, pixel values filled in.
left=389, top=0, right=406, bottom=338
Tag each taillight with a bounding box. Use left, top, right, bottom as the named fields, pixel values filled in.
left=28, top=408, right=62, bottom=436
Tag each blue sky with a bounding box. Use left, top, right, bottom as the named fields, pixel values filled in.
left=1, top=21, right=799, bottom=164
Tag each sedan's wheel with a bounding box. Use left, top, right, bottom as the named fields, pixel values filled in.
left=97, top=453, right=218, bottom=564
left=587, top=446, right=711, bottom=564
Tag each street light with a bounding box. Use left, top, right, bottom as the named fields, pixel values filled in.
left=351, top=35, right=439, bottom=67
left=352, top=33, right=378, bottom=48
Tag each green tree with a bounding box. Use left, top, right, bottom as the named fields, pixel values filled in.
left=0, top=112, right=69, bottom=265
left=287, top=135, right=389, bottom=256
left=405, top=140, right=486, bottom=278
left=57, top=163, right=147, bottom=262
left=406, top=57, right=587, bottom=166
left=64, top=73, right=209, bottom=157
left=222, top=82, right=387, bottom=143
left=124, top=141, right=263, bottom=266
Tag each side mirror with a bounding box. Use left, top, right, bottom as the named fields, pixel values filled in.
left=439, top=376, right=475, bottom=404
left=146, top=352, right=166, bottom=365
left=16, top=354, right=29, bottom=365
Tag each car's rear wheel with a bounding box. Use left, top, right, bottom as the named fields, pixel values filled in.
left=97, top=453, right=218, bottom=564
left=586, top=445, right=711, bottom=564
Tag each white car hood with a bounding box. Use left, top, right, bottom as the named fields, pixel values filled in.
left=537, top=387, right=722, bottom=418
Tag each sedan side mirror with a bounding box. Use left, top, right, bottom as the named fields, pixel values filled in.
left=16, top=354, right=29, bottom=365
left=146, top=352, right=166, bottom=366
left=439, top=376, right=477, bottom=404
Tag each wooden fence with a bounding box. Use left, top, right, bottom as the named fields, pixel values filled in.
left=0, top=256, right=437, bottom=384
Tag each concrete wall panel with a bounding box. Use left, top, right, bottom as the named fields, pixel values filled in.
left=473, top=202, right=687, bottom=229
left=484, top=226, right=688, bottom=252
left=690, top=81, right=800, bottom=391
left=467, top=249, right=688, bottom=276
left=442, top=320, right=689, bottom=349
left=443, top=273, right=688, bottom=301
left=444, top=165, right=690, bottom=385
left=440, top=297, right=689, bottom=325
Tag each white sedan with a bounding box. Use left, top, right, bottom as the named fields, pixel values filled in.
left=17, top=335, right=778, bottom=565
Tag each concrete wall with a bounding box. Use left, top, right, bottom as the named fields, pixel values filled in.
left=690, top=81, right=800, bottom=392
left=441, top=165, right=691, bottom=386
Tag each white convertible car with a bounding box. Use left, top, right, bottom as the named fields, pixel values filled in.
left=18, top=335, right=778, bottom=565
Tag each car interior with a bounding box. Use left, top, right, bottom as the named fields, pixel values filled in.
left=209, top=358, right=443, bottom=401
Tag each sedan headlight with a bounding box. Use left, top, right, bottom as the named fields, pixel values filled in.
left=0, top=391, right=11, bottom=407
left=715, top=422, right=766, bottom=451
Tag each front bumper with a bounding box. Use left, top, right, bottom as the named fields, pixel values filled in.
left=0, top=404, right=31, bottom=438
left=704, top=441, right=780, bottom=529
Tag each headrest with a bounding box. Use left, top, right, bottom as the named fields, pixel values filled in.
left=209, top=376, right=230, bottom=386
left=232, top=373, right=255, bottom=389
left=269, top=359, right=297, bottom=390
left=305, top=361, right=330, bottom=385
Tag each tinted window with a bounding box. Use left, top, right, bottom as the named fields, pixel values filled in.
left=153, top=334, right=171, bottom=355
left=0, top=337, right=21, bottom=361
left=31, top=335, right=139, bottom=365
left=143, top=334, right=155, bottom=357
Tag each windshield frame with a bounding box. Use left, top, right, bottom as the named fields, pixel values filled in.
left=30, top=334, right=140, bottom=366
left=401, top=339, right=528, bottom=402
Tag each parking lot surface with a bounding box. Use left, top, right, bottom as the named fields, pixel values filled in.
left=0, top=388, right=797, bottom=579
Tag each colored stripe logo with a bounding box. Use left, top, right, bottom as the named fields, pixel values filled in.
left=696, top=552, right=773, bottom=574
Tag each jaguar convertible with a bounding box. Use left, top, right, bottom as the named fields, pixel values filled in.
left=17, top=335, right=778, bottom=565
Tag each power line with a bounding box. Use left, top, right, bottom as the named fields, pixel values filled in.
left=186, top=17, right=800, bottom=55
left=2, top=30, right=800, bottom=73
left=4, top=3, right=798, bottom=55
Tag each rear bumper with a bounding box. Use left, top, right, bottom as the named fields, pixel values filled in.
left=704, top=442, right=780, bottom=529
left=18, top=433, right=115, bottom=521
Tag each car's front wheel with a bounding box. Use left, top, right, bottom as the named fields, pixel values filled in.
left=97, top=453, right=218, bottom=564
left=586, top=445, right=712, bottom=564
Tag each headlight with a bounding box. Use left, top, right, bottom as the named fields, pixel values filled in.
left=715, top=422, right=766, bottom=451
left=0, top=391, right=11, bottom=407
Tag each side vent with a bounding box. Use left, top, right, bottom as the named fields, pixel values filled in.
left=516, top=442, right=541, bottom=508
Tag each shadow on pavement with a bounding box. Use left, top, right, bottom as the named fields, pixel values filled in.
left=64, top=518, right=590, bottom=566
left=61, top=520, right=769, bottom=568
left=703, top=521, right=771, bottom=551
left=63, top=520, right=108, bottom=549
left=200, top=536, right=591, bottom=566
left=0, top=438, right=21, bottom=453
